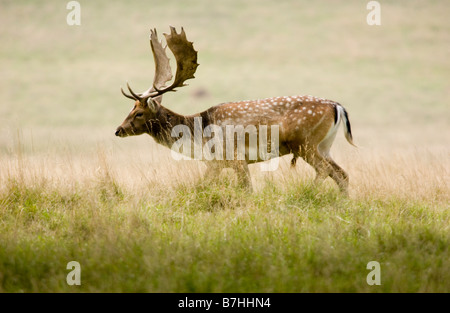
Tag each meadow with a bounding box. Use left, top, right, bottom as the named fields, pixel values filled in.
left=0, top=0, right=448, bottom=292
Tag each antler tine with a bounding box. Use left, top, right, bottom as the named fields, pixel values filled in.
left=127, top=82, right=142, bottom=100
left=121, top=85, right=137, bottom=100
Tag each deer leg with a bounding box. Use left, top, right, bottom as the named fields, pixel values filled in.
left=291, top=156, right=297, bottom=167
left=204, top=162, right=222, bottom=182
left=304, top=151, right=349, bottom=195
left=325, top=157, right=349, bottom=195
left=302, top=147, right=333, bottom=186
left=291, top=149, right=300, bottom=168
left=232, top=161, right=252, bottom=190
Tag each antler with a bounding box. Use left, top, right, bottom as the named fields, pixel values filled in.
left=121, top=27, right=199, bottom=102
left=150, top=27, right=199, bottom=97
left=142, top=29, right=173, bottom=97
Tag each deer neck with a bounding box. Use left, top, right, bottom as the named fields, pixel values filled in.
left=145, top=106, right=200, bottom=148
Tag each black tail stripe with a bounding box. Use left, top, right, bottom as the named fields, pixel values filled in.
left=343, top=108, right=353, bottom=139
left=334, top=105, right=339, bottom=124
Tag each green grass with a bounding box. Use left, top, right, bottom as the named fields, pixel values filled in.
left=0, top=176, right=448, bottom=292
left=0, top=0, right=449, bottom=293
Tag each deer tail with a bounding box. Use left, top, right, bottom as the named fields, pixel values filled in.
left=335, top=104, right=356, bottom=147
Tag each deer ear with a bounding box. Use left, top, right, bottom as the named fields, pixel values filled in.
left=146, top=96, right=162, bottom=112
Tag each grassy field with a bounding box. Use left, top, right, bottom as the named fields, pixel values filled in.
left=0, top=0, right=449, bottom=292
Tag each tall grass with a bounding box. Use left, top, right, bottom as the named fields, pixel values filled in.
left=0, top=144, right=448, bottom=292
left=0, top=0, right=448, bottom=293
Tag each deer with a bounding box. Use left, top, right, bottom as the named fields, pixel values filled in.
left=115, top=27, right=355, bottom=194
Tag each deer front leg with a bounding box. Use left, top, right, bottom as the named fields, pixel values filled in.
left=231, top=161, right=252, bottom=190
left=203, top=161, right=222, bottom=182
left=204, top=161, right=252, bottom=190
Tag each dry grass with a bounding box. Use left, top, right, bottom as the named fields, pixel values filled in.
left=0, top=0, right=449, bottom=292
left=2, top=132, right=448, bottom=204
left=0, top=142, right=448, bottom=292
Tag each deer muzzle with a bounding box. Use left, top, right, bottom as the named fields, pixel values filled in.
left=115, top=126, right=125, bottom=137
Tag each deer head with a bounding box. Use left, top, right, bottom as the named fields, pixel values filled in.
left=115, top=27, right=199, bottom=137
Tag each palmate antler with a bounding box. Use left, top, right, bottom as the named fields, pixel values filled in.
left=121, top=27, right=199, bottom=103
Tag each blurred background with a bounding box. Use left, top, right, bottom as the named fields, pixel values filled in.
left=0, top=0, right=448, bottom=190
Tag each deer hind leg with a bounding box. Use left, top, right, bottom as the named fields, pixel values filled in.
left=305, top=149, right=349, bottom=195
left=300, top=144, right=348, bottom=194
left=325, top=157, right=349, bottom=194
left=317, top=133, right=349, bottom=195
left=304, top=150, right=349, bottom=195
left=302, top=146, right=333, bottom=185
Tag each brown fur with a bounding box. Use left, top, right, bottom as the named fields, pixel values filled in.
left=116, top=94, right=354, bottom=193
left=117, top=28, right=354, bottom=193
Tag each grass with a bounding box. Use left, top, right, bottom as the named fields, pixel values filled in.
left=0, top=149, right=448, bottom=292
left=0, top=0, right=449, bottom=292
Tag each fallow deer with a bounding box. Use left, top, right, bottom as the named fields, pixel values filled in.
left=115, top=27, right=355, bottom=193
